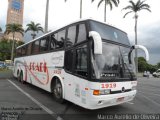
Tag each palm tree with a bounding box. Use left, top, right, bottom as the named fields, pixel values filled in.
left=5, top=23, right=24, bottom=62
left=92, top=0, right=120, bottom=22
left=25, top=21, right=44, bottom=40
left=65, top=0, right=93, bottom=19
left=45, top=0, right=49, bottom=33
left=122, top=0, right=151, bottom=73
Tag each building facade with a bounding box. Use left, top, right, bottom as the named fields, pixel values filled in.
left=6, top=0, right=24, bottom=41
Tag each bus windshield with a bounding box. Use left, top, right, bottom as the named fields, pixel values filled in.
left=89, top=21, right=130, bottom=46
left=92, top=42, right=136, bottom=80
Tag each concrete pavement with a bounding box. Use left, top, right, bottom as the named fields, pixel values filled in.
left=0, top=69, right=13, bottom=79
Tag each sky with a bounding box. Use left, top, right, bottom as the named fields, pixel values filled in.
left=0, top=0, right=160, bottom=64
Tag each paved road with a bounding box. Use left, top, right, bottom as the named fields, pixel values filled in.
left=0, top=77, right=160, bottom=120
left=0, top=69, right=13, bottom=79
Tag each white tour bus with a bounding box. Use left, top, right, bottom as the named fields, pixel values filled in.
left=13, top=19, right=149, bottom=109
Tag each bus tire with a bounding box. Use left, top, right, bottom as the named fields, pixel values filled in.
left=52, top=78, right=64, bottom=103
left=17, top=70, right=20, bottom=81
left=19, top=71, right=25, bottom=84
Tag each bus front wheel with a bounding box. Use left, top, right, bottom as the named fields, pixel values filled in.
left=52, top=78, right=64, bottom=103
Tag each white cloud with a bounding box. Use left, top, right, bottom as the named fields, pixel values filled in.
left=0, top=0, right=159, bottom=64
left=1, top=0, right=157, bottom=31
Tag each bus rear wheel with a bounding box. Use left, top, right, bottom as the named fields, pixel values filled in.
left=19, top=72, right=25, bottom=84
left=52, top=79, right=64, bottom=103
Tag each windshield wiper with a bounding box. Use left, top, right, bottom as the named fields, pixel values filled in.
left=123, top=62, right=134, bottom=80
left=119, top=48, right=134, bottom=80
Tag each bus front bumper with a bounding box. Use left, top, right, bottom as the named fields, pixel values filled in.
left=87, top=90, right=136, bottom=110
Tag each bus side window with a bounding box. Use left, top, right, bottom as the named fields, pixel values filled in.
left=40, top=37, right=49, bottom=52
left=77, top=24, right=87, bottom=44
left=57, top=30, right=65, bottom=49
left=32, top=40, right=40, bottom=54
left=27, top=43, right=32, bottom=55
left=21, top=46, right=26, bottom=56
left=16, top=48, right=22, bottom=57
left=66, top=26, right=76, bottom=48
left=75, top=45, right=88, bottom=77
left=65, top=50, right=74, bottom=72
left=50, top=33, right=58, bottom=51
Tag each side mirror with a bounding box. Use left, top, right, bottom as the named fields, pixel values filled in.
left=128, top=45, right=149, bottom=64
left=89, top=31, right=102, bottom=55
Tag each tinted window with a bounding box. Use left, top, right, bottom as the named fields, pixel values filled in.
left=40, top=37, right=49, bottom=52
left=50, top=33, right=58, bottom=50
left=75, top=45, right=88, bottom=77
left=77, top=24, right=87, bottom=43
left=27, top=43, right=32, bottom=55
left=57, top=30, right=65, bottom=49
left=66, top=26, right=76, bottom=47
left=21, top=46, right=26, bottom=56
left=16, top=48, right=21, bottom=57
left=89, top=21, right=130, bottom=46
left=32, top=40, right=40, bottom=54
left=65, top=50, right=74, bottom=72
left=50, top=30, right=65, bottom=50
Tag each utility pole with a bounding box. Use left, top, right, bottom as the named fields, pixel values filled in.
left=45, top=0, right=49, bottom=33
left=80, top=0, right=82, bottom=18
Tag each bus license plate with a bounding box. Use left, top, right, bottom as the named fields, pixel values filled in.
left=117, top=97, right=124, bottom=102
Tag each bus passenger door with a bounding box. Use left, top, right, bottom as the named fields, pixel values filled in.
left=64, top=49, right=75, bottom=100
left=64, top=45, right=89, bottom=105
left=64, top=23, right=88, bottom=104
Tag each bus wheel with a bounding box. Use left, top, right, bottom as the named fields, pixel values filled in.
left=52, top=79, right=64, bottom=103
left=19, top=72, right=25, bottom=84
left=17, top=71, right=20, bottom=81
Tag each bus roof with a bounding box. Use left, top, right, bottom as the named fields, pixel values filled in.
left=17, top=18, right=127, bottom=49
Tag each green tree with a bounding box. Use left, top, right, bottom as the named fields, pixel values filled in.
left=147, top=64, right=157, bottom=74
left=0, top=39, right=24, bottom=61
left=138, top=57, right=148, bottom=72
left=122, top=0, right=151, bottom=73
left=25, top=21, right=44, bottom=40
left=92, top=0, right=120, bottom=22
left=138, top=57, right=157, bottom=73
left=156, top=62, right=160, bottom=69
left=5, top=23, right=24, bottom=62
left=0, top=39, right=12, bottom=61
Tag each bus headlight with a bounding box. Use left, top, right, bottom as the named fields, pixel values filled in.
left=93, top=89, right=111, bottom=95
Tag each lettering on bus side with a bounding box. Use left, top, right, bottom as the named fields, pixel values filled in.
left=53, top=70, right=61, bottom=74
left=51, top=54, right=63, bottom=65
left=29, top=62, right=47, bottom=73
